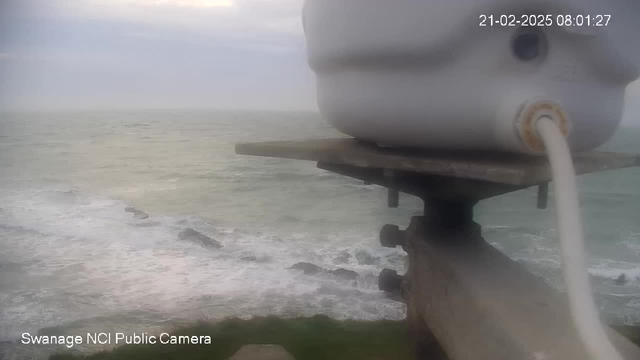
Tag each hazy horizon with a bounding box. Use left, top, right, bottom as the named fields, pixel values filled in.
left=0, top=0, right=639, bottom=125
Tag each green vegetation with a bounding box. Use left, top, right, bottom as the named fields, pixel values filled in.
left=48, top=317, right=640, bottom=360
left=49, top=315, right=413, bottom=360
left=612, top=325, right=640, bottom=347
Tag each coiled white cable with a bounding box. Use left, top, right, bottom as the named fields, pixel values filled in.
left=536, top=116, right=623, bottom=360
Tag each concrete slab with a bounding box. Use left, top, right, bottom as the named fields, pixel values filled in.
left=235, top=138, right=640, bottom=186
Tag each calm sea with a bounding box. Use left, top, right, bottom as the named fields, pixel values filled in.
left=1, top=110, right=639, bottom=358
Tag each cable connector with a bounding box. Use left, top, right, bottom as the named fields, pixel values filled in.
left=515, top=100, right=571, bottom=153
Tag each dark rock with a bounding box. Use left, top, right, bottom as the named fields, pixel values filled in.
left=289, top=263, right=359, bottom=280
left=289, top=262, right=323, bottom=275
left=241, top=255, right=270, bottom=263
left=615, top=273, right=628, bottom=285
left=178, top=228, right=222, bottom=249
left=331, top=268, right=358, bottom=280
left=125, top=206, right=149, bottom=220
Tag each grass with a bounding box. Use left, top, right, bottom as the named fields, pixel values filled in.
left=48, top=317, right=640, bottom=360
left=612, top=325, right=640, bottom=347
left=49, top=315, right=413, bottom=360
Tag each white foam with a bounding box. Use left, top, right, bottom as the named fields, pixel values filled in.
left=588, top=259, right=640, bottom=281
left=0, top=187, right=406, bottom=340
left=3, top=185, right=635, bottom=342
left=623, top=237, right=640, bottom=257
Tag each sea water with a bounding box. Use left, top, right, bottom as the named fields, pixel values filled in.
left=1, top=110, right=639, bottom=358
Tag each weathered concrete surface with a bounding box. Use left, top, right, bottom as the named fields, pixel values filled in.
left=235, top=138, right=640, bottom=186
left=289, top=262, right=323, bottom=274
left=227, top=344, right=295, bottom=360
left=403, top=215, right=640, bottom=360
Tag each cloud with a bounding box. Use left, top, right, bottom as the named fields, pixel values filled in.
left=44, top=0, right=304, bottom=37
left=0, top=0, right=315, bottom=111
left=136, top=0, right=234, bottom=8
left=0, top=53, right=9, bottom=60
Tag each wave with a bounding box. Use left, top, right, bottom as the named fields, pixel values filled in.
left=589, top=260, right=640, bottom=281
left=0, top=186, right=406, bottom=344
left=2, top=184, right=638, bottom=344
left=512, top=245, right=640, bottom=282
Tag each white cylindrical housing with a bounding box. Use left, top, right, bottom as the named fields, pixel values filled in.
left=303, top=0, right=640, bottom=154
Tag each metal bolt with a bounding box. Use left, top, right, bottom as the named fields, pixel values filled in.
left=379, top=224, right=405, bottom=248
left=384, top=169, right=399, bottom=208
left=378, top=268, right=403, bottom=293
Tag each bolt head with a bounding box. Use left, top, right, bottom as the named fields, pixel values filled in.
left=378, top=268, right=403, bottom=292
left=380, top=224, right=402, bottom=248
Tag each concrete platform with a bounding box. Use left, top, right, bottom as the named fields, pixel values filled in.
left=235, top=138, right=640, bottom=186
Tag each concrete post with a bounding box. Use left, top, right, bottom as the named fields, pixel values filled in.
left=400, top=198, right=640, bottom=360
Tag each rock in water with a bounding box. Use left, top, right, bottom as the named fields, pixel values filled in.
left=289, top=262, right=323, bottom=275
left=227, top=344, right=295, bottom=360
left=178, top=228, right=222, bottom=249
left=125, top=206, right=149, bottom=220
left=289, top=263, right=359, bottom=279
left=241, top=255, right=271, bottom=263
left=615, top=273, right=628, bottom=285
left=355, top=250, right=378, bottom=265
left=134, top=221, right=160, bottom=228
left=334, top=251, right=351, bottom=264
left=331, top=268, right=358, bottom=280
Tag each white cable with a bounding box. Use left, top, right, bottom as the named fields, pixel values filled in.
left=536, top=116, right=623, bottom=360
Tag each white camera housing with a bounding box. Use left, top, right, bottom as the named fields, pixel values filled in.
left=303, top=0, right=640, bottom=153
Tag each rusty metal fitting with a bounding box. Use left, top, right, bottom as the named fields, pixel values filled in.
left=515, top=100, right=570, bottom=153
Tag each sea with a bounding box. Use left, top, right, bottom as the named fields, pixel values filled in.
left=1, top=110, right=639, bottom=359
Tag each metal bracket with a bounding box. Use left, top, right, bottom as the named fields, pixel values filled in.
left=384, top=168, right=399, bottom=208
left=537, top=182, right=549, bottom=209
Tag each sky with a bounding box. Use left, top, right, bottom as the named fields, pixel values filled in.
left=0, top=0, right=638, bottom=124
left=0, top=0, right=316, bottom=111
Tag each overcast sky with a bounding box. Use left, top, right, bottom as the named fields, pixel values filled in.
left=0, top=0, right=638, bottom=124
left=0, top=0, right=316, bottom=111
